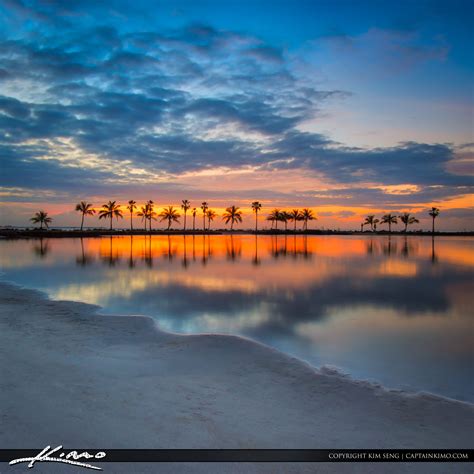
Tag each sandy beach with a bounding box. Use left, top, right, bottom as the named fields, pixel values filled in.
left=1, top=281, right=473, bottom=473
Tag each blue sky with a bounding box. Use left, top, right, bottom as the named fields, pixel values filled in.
left=0, top=0, right=472, bottom=229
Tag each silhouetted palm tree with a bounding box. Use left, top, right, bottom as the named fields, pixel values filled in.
left=280, top=211, right=290, bottom=231
left=99, top=201, right=123, bottom=230
left=222, top=206, right=243, bottom=230
left=429, top=207, right=440, bottom=234
left=268, top=209, right=281, bottom=230
left=201, top=202, right=209, bottom=230
left=31, top=211, right=52, bottom=230
left=399, top=212, right=419, bottom=232
left=75, top=201, right=95, bottom=231
left=146, top=200, right=156, bottom=232
left=127, top=200, right=137, bottom=231
left=251, top=201, right=262, bottom=232
left=363, top=215, right=379, bottom=232
left=192, top=207, right=197, bottom=231
left=301, top=208, right=316, bottom=231
left=137, top=205, right=149, bottom=230
left=381, top=213, right=397, bottom=233
left=289, top=209, right=301, bottom=231
left=206, top=209, right=217, bottom=230
left=160, top=206, right=180, bottom=230
left=181, top=199, right=191, bottom=231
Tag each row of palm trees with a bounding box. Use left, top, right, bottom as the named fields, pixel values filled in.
left=73, top=200, right=316, bottom=232
left=30, top=202, right=441, bottom=233
left=361, top=208, right=440, bottom=233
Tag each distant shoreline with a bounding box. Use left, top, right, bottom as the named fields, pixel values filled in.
left=0, top=228, right=473, bottom=238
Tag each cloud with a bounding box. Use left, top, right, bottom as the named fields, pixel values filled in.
left=0, top=2, right=472, bottom=212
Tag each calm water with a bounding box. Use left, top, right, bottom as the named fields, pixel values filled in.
left=1, top=234, right=473, bottom=402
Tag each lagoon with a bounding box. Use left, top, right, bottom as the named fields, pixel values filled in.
left=1, top=234, right=472, bottom=402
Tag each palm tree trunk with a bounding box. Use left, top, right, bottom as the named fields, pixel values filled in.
left=388, top=222, right=391, bottom=233
left=130, top=212, right=133, bottom=231
left=193, top=216, right=195, bottom=231
left=184, top=211, right=187, bottom=231
left=80, top=213, right=84, bottom=231
left=432, top=217, right=435, bottom=234
left=231, top=220, right=234, bottom=231
left=40, top=221, right=43, bottom=230
left=405, top=223, right=408, bottom=232
left=167, top=218, right=171, bottom=231
left=294, top=220, right=297, bottom=232
left=255, top=212, right=258, bottom=233
left=109, top=215, right=113, bottom=231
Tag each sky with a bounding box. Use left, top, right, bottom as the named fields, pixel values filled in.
left=0, top=0, right=473, bottom=230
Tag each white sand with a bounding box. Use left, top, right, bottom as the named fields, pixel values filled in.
left=1, top=282, right=473, bottom=473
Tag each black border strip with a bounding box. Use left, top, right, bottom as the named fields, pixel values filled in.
left=1, top=449, right=473, bottom=463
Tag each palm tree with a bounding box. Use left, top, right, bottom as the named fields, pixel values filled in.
left=268, top=209, right=281, bottom=230
left=98, top=201, right=123, bottom=230
left=289, top=209, right=301, bottom=231
left=429, top=207, right=440, bottom=234
left=137, top=205, right=150, bottom=231
left=301, top=208, right=316, bottom=231
left=181, top=199, right=191, bottom=231
left=280, top=211, right=290, bottom=231
left=30, top=210, right=52, bottom=230
left=363, top=215, right=379, bottom=232
left=192, top=207, right=197, bottom=231
left=146, top=200, right=156, bottom=232
left=251, top=201, right=262, bottom=232
left=206, top=209, right=217, bottom=230
left=399, top=212, right=419, bottom=232
left=127, top=200, right=137, bottom=231
left=160, top=206, right=180, bottom=230
left=222, top=205, right=243, bottom=230
left=381, top=213, right=397, bottom=233
left=201, top=202, right=209, bottom=231
left=75, top=201, right=95, bottom=231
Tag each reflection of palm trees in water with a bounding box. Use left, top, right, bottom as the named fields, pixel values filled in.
left=383, top=237, right=396, bottom=256
left=302, top=235, right=309, bottom=259
left=366, top=238, right=375, bottom=256
left=192, top=235, right=196, bottom=262
left=143, top=235, right=153, bottom=267
left=401, top=236, right=409, bottom=257
left=252, top=234, right=260, bottom=266
left=226, top=235, right=241, bottom=261
left=165, top=234, right=178, bottom=261
left=182, top=235, right=188, bottom=268
left=292, top=235, right=299, bottom=259
left=128, top=236, right=135, bottom=268
left=431, top=236, right=438, bottom=264
left=103, top=236, right=120, bottom=266
left=76, top=238, right=93, bottom=266
left=402, top=236, right=420, bottom=258
left=200, top=234, right=214, bottom=265
left=33, top=237, right=50, bottom=258
left=201, top=234, right=208, bottom=265
left=269, top=235, right=311, bottom=260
